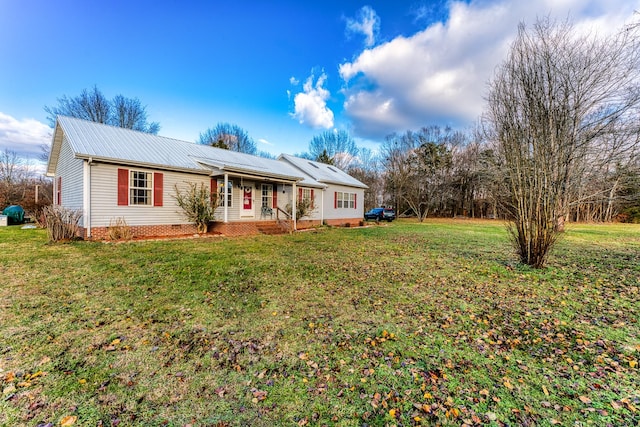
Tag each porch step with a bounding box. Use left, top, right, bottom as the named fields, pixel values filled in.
left=256, top=222, right=289, bottom=235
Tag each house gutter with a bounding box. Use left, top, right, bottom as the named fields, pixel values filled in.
left=75, top=154, right=211, bottom=176
left=220, top=164, right=303, bottom=182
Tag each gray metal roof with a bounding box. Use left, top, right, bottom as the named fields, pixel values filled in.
left=278, top=154, right=369, bottom=189
left=46, top=116, right=364, bottom=188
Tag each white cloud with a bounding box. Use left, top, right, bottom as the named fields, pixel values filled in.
left=339, top=0, right=640, bottom=139
left=290, top=73, right=334, bottom=129
left=0, top=112, right=52, bottom=160
left=345, top=6, right=380, bottom=47
left=258, top=138, right=272, bottom=145
left=289, top=76, right=300, bottom=85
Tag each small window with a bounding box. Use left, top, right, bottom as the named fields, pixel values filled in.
left=130, top=171, right=152, bottom=205
left=336, top=191, right=356, bottom=209
left=308, top=162, right=320, bottom=169
left=217, top=179, right=233, bottom=207
left=302, top=188, right=312, bottom=203
left=261, top=184, right=272, bottom=208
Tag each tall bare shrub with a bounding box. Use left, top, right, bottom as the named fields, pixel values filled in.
left=285, top=197, right=315, bottom=221
left=173, top=182, right=217, bottom=233
left=485, top=18, right=640, bottom=268
left=108, top=217, right=133, bottom=241
left=42, top=205, right=82, bottom=242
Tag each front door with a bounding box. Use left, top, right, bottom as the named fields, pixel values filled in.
left=242, top=185, right=254, bottom=217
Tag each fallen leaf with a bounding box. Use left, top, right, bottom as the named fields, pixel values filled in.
left=579, top=395, right=592, bottom=404
left=60, top=415, right=77, bottom=426
left=542, top=385, right=549, bottom=396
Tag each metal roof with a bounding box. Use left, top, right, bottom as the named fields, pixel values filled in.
left=278, top=154, right=369, bottom=189
left=46, top=116, right=363, bottom=188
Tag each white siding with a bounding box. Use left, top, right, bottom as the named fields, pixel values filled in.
left=89, top=163, right=210, bottom=227
left=55, top=135, right=85, bottom=224
left=322, top=184, right=365, bottom=220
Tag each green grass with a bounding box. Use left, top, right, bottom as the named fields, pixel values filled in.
left=1, top=219, right=638, bottom=426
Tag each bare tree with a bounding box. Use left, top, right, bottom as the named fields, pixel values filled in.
left=347, top=147, right=383, bottom=211
left=45, top=86, right=111, bottom=125
left=309, top=130, right=359, bottom=170
left=198, top=123, right=257, bottom=155
left=111, top=95, right=160, bottom=134
left=381, top=131, right=417, bottom=214
left=0, top=149, right=34, bottom=207
left=45, top=86, right=160, bottom=134
left=485, top=17, right=640, bottom=268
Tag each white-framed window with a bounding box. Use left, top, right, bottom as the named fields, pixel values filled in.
left=261, top=184, right=273, bottom=208
left=336, top=191, right=356, bottom=209
left=217, top=179, right=233, bottom=207
left=298, top=188, right=315, bottom=208
left=302, top=188, right=312, bottom=204
left=130, top=171, right=152, bottom=205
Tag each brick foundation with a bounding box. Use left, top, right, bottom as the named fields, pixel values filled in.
left=209, top=221, right=273, bottom=236
left=83, top=223, right=200, bottom=240
left=81, top=217, right=363, bottom=240
left=323, top=218, right=364, bottom=228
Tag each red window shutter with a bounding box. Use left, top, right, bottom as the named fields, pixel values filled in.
left=57, top=177, right=62, bottom=205
left=334, top=191, right=337, bottom=209
left=310, top=189, right=315, bottom=208
left=153, top=173, right=163, bottom=206
left=117, top=168, right=129, bottom=206
left=210, top=178, right=216, bottom=205
left=298, top=187, right=303, bottom=203
left=354, top=193, right=357, bottom=209
left=272, top=185, right=277, bottom=208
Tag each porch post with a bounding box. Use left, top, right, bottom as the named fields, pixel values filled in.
left=321, top=188, right=324, bottom=224
left=224, top=173, right=229, bottom=223
left=292, top=182, right=297, bottom=231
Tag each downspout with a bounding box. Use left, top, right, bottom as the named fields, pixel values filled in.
left=83, top=158, right=93, bottom=238
left=224, top=173, right=229, bottom=223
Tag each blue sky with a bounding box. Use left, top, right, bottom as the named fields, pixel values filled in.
left=1, top=0, right=638, bottom=162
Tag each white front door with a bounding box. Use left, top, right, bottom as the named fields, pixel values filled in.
left=241, top=185, right=254, bottom=217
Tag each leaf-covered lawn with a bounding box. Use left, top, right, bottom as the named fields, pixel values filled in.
left=1, top=220, right=638, bottom=426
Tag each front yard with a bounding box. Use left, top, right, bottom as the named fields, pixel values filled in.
left=1, top=220, right=638, bottom=426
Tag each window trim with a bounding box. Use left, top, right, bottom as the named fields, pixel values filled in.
left=261, top=184, right=273, bottom=208
left=129, top=170, right=153, bottom=206
left=217, top=178, right=233, bottom=208
left=117, top=168, right=163, bottom=207
left=298, top=187, right=315, bottom=208
left=335, top=191, right=356, bottom=209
